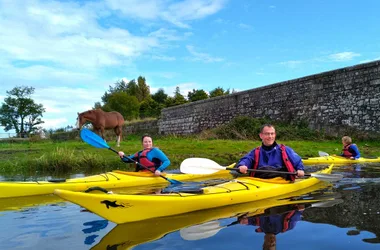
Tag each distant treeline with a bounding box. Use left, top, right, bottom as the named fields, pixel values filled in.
left=92, top=76, right=235, bottom=121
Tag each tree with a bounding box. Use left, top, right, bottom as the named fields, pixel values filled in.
left=187, top=89, right=208, bottom=102
left=152, top=88, right=168, bottom=104
left=126, top=80, right=138, bottom=97
left=166, top=87, right=187, bottom=107
left=93, top=101, right=102, bottom=109
left=104, top=92, right=140, bottom=121
left=209, top=87, right=230, bottom=98
left=0, top=86, right=45, bottom=137
left=139, top=98, right=162, bottom=118
left=136, top=76, right=150, bottom=102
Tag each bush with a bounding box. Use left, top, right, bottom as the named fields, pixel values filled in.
left=50, top=130, right=79, bottom=142
left=204, top=116, right=324, bottom=141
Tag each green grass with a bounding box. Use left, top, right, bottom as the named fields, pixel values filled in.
left=1, top=136, right=380, bottom=178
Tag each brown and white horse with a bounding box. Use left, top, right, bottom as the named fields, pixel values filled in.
left=76, top=109, right=124, bottom=147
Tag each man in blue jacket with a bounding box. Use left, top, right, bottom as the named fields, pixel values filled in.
left=236, top=124, right=304, bottom=180
left=239, top=204, right=305, bottom=250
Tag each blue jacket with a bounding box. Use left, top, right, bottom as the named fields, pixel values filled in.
left=122, top=148, right=170, bottom=172
left=236, top=142, right=304, bottom=171
left=248, top=211, right=303, bottom=234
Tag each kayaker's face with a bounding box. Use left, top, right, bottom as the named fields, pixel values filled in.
left=260, top=126, right=276, bottom=146
left=142, top=136, right=153, bottom=149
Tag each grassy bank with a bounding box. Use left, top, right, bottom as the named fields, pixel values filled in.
left=1, top=135, right=380, bottom=178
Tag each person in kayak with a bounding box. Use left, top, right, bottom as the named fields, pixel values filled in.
left=235, top=124, right=305, bottom=180
left=340, top=136, right=360, bottom=160
left=118, top=134, right=170, bottom=176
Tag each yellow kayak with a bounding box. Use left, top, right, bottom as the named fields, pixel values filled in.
left=303, top=155, right=380, bottom=165
left=0, top=167, right=232, bottom=198
left=55, top=164, right=334, bottom=224
left=92, top=181, right=336, bottom=250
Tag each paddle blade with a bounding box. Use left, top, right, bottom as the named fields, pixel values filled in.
left=310, top=199, right=343, bottom=208
left=80, top=129, right=110, bottom=149
left=180, top=158, right=226, bottom=174
left=310, top=173, right=343, bottom=182
left=166, top=178, right=183, bottom=185
left=180, top=221, right=224, bottom=241
left=318, top=151, right=329, bottom=157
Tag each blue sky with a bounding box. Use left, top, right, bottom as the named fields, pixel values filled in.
left=1, top=0, right=380, bottom=134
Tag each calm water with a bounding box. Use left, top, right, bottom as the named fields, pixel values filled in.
left=1, top=164, right=380, bottom=250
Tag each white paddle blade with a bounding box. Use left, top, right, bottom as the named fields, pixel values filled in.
left=318, top=151, right=330, bottom=157
left=180, top=221, right=224, bottom=241
left=310, top=173, right=343, bottom=182
left=180, top=158, right=226, bottom=174
left=310, top=199, right=343, bottom=208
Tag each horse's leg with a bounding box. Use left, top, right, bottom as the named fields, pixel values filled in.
left=115, top=127, right=122, bottom=147
left=100, top=127, right=106, bottom=142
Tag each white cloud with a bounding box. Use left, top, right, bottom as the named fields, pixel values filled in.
left=279, top=60, right=304, bottom=68
left=0, top=0, right=229, bottom=131
left=105, top=0, right=227, bottom=28
left=239, top=23, right=252, bottom=30
left=328, top=52, right=361, bottom=62
left=186, top=45, right=224, bottom=63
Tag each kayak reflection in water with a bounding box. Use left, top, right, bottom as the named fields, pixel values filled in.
left=238, top=204, right=306, bottom=250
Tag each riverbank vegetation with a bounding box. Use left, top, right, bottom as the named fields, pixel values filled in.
left=1, top=117, right=380, bottom=179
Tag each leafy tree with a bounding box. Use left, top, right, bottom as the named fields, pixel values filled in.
left=152, top=88, right=168, bottom=104
left=93, top=101, right=102, bottom=109
left=104, top=92, right=140, bottom=121
left=136, top=76, right=150, bottom=102
left=101, top=79, right=139, bottom=103
left=166, top=87, right=187, bottom=107
left=187, top=89, right=208, bottom=102
left=209, top=87, right=230, bottom=98
left=0, top=86, right=45, bottom=137
left=126, top=80, right=138, bottom=97
left=140, top=98, right=162, bottom=118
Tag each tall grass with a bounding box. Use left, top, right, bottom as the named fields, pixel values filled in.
left=1, top=116, right=380, bottom=178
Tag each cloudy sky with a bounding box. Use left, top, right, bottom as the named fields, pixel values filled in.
left=1, top=0, right=380, bottom=134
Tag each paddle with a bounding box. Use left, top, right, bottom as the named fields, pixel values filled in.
left=80, top=128, right=182, bottom=185
left=180, top=198, right=343, bottom=241
left=319, top=151, right=330, bottom=157
left=180, top=220, right=239, bottom=241
left=180, top=158, right=343, bottom=182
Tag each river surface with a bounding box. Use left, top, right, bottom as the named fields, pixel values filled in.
left=1, top=164, right=380, bottom=250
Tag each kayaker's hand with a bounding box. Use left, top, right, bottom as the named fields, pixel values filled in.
left=155, top=170, right=161, bottom=176
left=238, top=165, right=248, bottom=174
left=118, top=151, right=125, bottom=158
left=350, top=157, right=354, bottom=160
left=296, top=170, right=305, bottom=178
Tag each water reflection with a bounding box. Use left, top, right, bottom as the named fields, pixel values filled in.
left=90, top=182, right=338, bottom=249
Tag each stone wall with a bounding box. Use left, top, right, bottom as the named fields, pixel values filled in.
left=124, top=120, right=158, bottom=135
left=158, top=60, right=380, bottom=135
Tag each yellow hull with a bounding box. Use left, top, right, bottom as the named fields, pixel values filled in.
left=0, top=194, right=63, bottom=212
left=303, top=156, right=380, bottom=165
left=0, top=167, right=232, bottom=198
left=92, top=181, right=334, bottom=250
left=55, top=164, right=334, bottom=224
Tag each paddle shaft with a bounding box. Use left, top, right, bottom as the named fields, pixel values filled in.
left=108, top=148, right=176, bottom=183
left=227, top=167, right=308, bottom=176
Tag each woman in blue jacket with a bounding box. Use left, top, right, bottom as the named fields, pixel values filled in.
left=118, top=134, right=170, bottom=176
